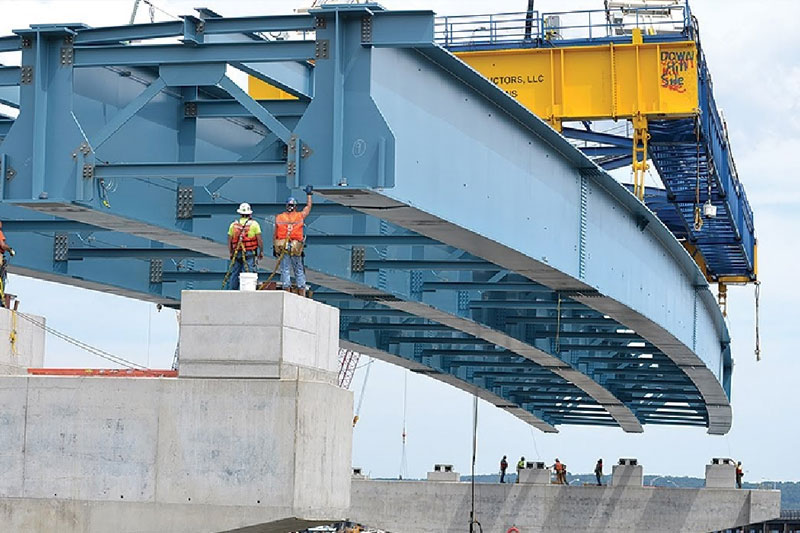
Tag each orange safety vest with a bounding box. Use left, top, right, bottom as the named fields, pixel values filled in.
left=555, top=461, right=563, bottom=472
left=231, top=219, right=259, bottom=252
left=275, top=211, right=305, bottom=241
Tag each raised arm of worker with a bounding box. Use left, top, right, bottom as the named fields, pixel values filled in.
left=301, top=185, right=313, bottom=217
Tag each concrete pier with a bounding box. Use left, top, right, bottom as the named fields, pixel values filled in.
left=0, top=291, right=352, bottom=533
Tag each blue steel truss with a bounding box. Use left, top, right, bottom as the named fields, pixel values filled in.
left=0, top=3, right=734, bottom=434
left=435, top=2, right=756, bottom=282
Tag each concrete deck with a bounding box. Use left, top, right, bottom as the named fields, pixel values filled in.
left=349, top=479, right=781, bottom=533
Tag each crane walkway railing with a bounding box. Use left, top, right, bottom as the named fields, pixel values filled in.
left=435, top=3, right=691, bottom=50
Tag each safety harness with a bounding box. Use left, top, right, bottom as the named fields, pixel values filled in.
left=220, top=219, right=256, bottom=289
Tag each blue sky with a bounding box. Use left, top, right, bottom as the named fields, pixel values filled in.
left=1, top=0, right=797, bottom=482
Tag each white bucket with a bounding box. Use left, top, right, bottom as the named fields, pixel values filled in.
left=239, top=272, right=258, bottom=291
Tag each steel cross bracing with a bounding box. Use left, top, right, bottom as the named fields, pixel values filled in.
left=0, top=4, right=732, bottom=434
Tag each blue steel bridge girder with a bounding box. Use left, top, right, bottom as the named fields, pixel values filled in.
left=0, top=6, right=732, bottom=434
left=0, top=203, right=659, bottom=431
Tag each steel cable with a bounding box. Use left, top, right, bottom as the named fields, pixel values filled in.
left=15, top=312, right=146, bottom=370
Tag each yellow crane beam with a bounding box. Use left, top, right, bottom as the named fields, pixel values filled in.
left=454, top=32, right=699, bottom=129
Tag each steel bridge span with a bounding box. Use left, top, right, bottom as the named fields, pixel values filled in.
left=0, top=4, right=733, bottom=434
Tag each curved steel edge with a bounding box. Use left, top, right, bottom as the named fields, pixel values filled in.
left=321, top=188, right=726, bottom=434
left=386, top=45, right=731, bottom=434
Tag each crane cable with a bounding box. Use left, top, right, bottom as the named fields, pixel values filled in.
left=693, top=113, right=703, bottom=232
left=15, top=311, right=146, bottom=370
left=754, top=281, right=761, bottom=361
left=399, top=371, right=408, bottom=480
left=468, top=395, right=483, bottom=533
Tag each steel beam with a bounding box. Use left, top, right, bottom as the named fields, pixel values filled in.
left=234, top=61, right=313, bottom=101
left=0, top=67, right=20, bottom=87
left=469, top=300, right=587, bottom=310
left=562, top=127, right=633, bottom=147
left=190, top=99, right=307, bottom=119
left=0, top=120, right=13, bottom=137
left=2, top=220, right=103, bottom=232
left=337, top=308, right=411, bottom=317
left=199, top=14, right=316, bottom=35
left=599, top=156, right=633, bottom=170
left=310, top=234, right=437, bottom=246
left=363, top=260, right=496, bottom=271
left=421, top=281, right=547, bottom=291
left=73, top=15, right=317, bottom=45
left=580, top=146, right=630, bottom=157
left=0, top=87, right=19, bottom=108
left=67, top=248, right=209, bottom=259
left=162, top=271, right=223, bottom=282
left=388, top=336, right=493, bottom=345
left=504, top=317, right=614, bottom=326
left=192, top=202, right=354, bottom=216
left=94, top=161, right=287, bottom=178
left=73, top=41, right=316, bottom=67
left=0, top=35, right=20, bottom=52
left=73, top=21, right=183, bottom=44
left=219, top=75, right=292, bottom=143
left=347, top=323, right=452, bottom=331
left=89, top=77, right=167, bottom=150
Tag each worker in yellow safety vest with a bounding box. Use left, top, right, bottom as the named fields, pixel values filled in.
left=274, top=185, right=313, bottom=296
left=227, top=203, right=263, bottom=290
left=516, top=456, right=525, bottom=484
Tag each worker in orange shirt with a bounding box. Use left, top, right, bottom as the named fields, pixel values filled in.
left=0, top=221, right=15, bottom=306
left=553, top=458, right=565, bottom=484
left=274, top=185, right=313, bottom=296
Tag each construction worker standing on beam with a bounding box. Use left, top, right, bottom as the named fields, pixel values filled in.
left=226, top=203, right=263, bottom=290
left=274, top=185, right=313, bottom=296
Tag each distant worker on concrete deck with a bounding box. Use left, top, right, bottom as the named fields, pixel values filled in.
left=553, top=458, right=565, bottom=484
left=274, top=185, right=313, bottom=296
left=516, top=456, right=525, bottom=483
left=594, top=458, right=603, bottom=486
left=226, top=203, right=263, bottom=290
left=500, top=455, right=508, bottom=483
left=736, top=461, right=744, bottom=489
left=0, top=221, right=16, bottom=306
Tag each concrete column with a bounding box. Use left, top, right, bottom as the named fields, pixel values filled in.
left=705, top=458, right=736, bottom=489
left=0, top=307, right=45, bottom=374
left=518, top=461, right=551, bottom=484
left=178, top=290, right=339, bottom=379
left=427, top=464, right=460, bottom=482
left=612, top=458, right=643, bottom=487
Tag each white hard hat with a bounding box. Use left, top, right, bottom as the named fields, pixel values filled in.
left=237, top=202, right=253, bottom=215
